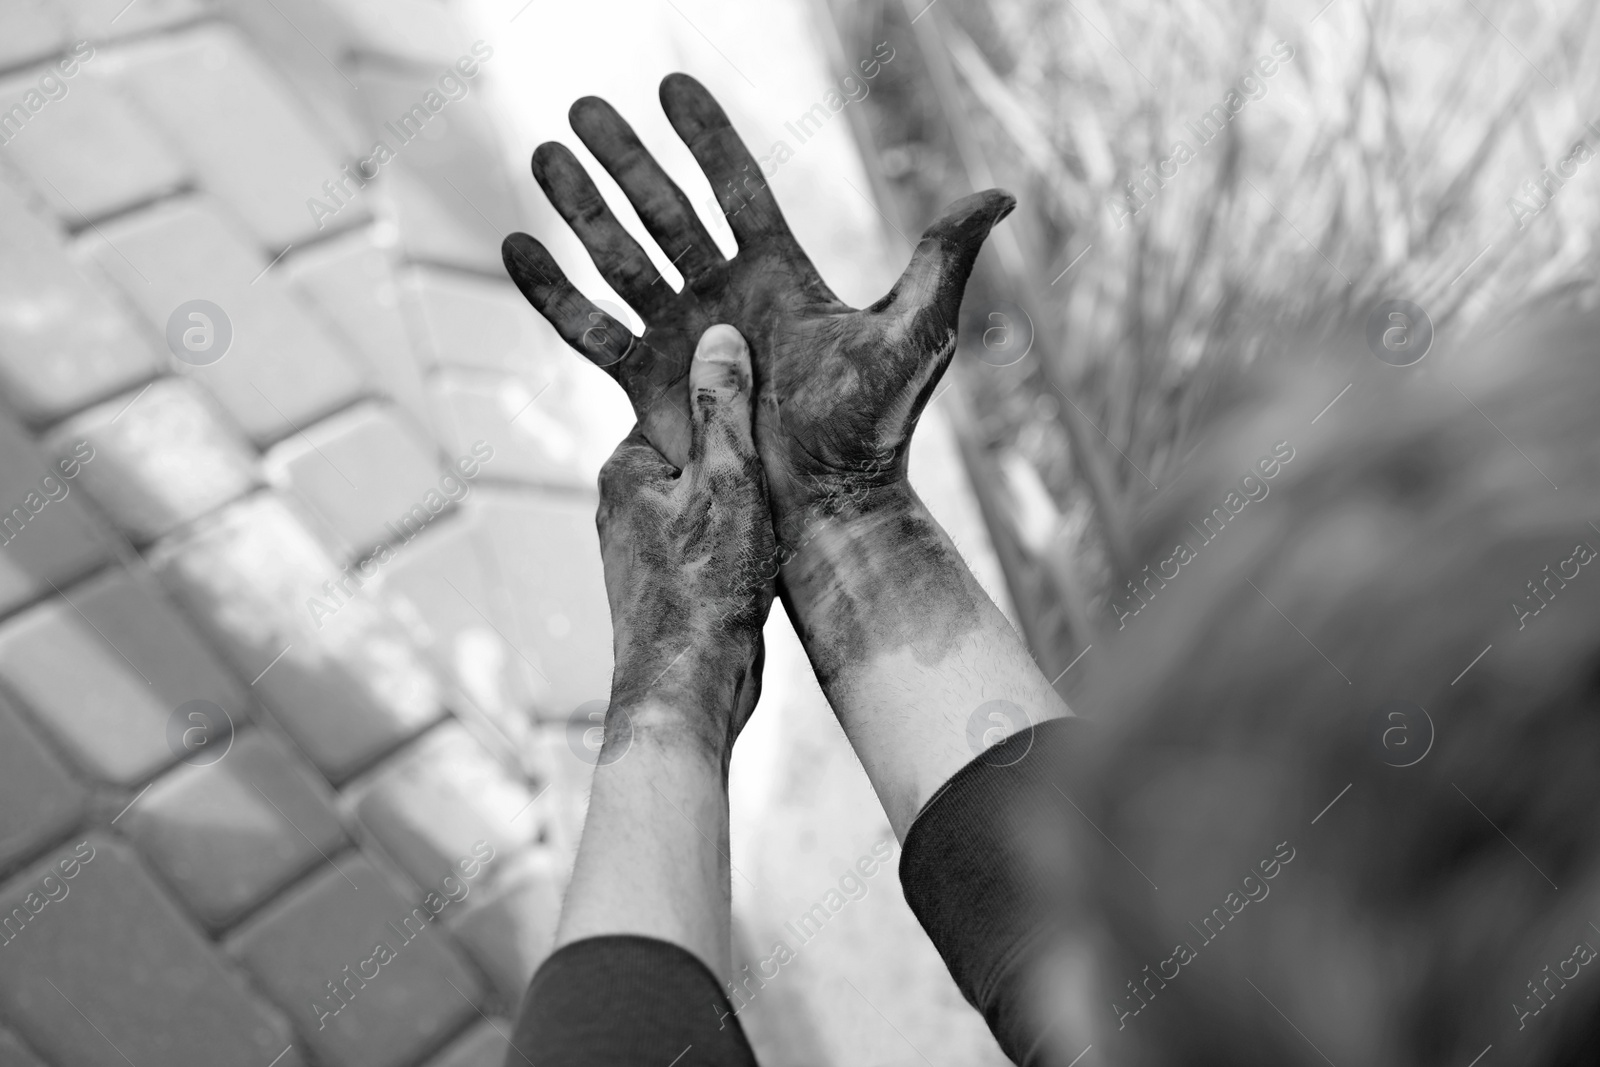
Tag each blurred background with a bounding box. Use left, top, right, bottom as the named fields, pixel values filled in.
left=0, top=0, right=1596, bottom=1065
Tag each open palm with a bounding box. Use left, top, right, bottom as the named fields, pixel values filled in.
left=503, top=74, right=1013, bottom=541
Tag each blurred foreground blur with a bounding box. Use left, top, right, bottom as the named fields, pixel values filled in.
left=822, top=0, right=1600, bottom=685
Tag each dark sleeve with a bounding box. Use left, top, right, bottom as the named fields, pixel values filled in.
left=898, top=717, right=1084, bottom=1067
left=505, top=934, right=758, bottom=1067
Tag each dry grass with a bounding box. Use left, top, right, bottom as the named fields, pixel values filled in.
left=819, top=0, right=1600, bottom=666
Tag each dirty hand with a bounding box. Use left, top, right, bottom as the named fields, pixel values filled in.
left=594, top=324, right=775, bottom=757
left=503, top=74, right=1013, bottom=550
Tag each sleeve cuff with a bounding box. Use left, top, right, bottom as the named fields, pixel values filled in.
left=506, top=934, right=757, bottom=1067
left=899, top=716, right=1088, bottom=1065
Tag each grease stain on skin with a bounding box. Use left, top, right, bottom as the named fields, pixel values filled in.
left=874, top=333, right=955, bottom=456
left=510, top=85, right=1015, bottom=730
left=597, top=425, right=776, bottom=742
left=788, top=494, right=984, bottom=685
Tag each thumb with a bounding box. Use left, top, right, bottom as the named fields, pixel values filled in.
left=879, top=188, right=1016, bottom=345
left=686, top=324, right=758, bottom=473
left=599, top=424, right=677, bottom=501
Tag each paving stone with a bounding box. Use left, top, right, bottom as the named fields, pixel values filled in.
left=445, top=848, right=562, bottom=1010
left=376, top=167, right=504, bottom=274
left=227, top=851, right=485, bottom=1067
left=380, top=506, right=540, bottom=769
left=355, top=64, right=523, bottom=275
left=71, top=562, right=249, bottom=705
left=0, top=563, right=246, bottom=787
left=341, top=720, right=543, bottom=897
left=284, top=228, right=434, bottom=432
left=111, top=25, right=359, bottom=247
left=0, top=834, right=305, bottom=1067
left=473, top=489, right=614, bottom=721
left=0, top=178, right=161, bottom=424
left=0, top=693, right=87, bottom=875
left=65, top=0, right=206, bottom=39
left=0, top=1023, right=49, bottom=1067
left=429, top=366, right=623, bottom=489
left=0, top=410, right=113, bottom=616
left=44, top=376, right=259, bottom=543
left=85, top=196, right=368, bottom=446
left=298, top=0, right=476, bottom=67
left=408, top=269, right=555, bottom=377
left=208, top=0, right=481, bottom=164
left=0, top=62, right=189, bottom=223
left=150, top=492, right=441, bottom=782
left=0, top=2, right=69, bottom=70
left=120, top=729, right=346, bottom=931
left=408, top=274, right=630, bottom=479
left=423, top=1016, right=520, bottom=1067
left=263, top=401, right=445, bottom=557
left=0, top=586, right=172, bottom=791
left=200, top=0, right=366, bottom=157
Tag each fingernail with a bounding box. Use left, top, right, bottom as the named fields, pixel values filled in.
left=695, top=323, right=746, bottom=365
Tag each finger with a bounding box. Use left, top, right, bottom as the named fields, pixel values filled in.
left=660, top=73, right=792, bottom=250
left=568, top=96, right=725, bottom=282
left=502, top=232, right=635, bottom=373
left=686, top=324, right=758, bottom=474
left=599, top=424, right=677, bottom=502
left=878, top=189, right=1017, bottom=347
left=531, top=142, right=677, bottom=319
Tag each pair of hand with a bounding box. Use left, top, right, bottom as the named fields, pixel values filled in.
left=505, top=74, right=1013, bottom=754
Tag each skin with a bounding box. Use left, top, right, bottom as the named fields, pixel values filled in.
left=553, top=324, right=774, bottom=980
left=506, top=74, right=1067, bottom=839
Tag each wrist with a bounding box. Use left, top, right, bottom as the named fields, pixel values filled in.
left=611, top=630, right=757, bottom=696
left=777, top=486, right=989, bottom=686
left=772, top=477, right=919, bottom=563
left=599, top=692, right=733, bottom=765
left=607, top=643, right=755, bottom=759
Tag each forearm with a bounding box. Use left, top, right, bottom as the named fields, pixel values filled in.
left=778, top=482, right=1069, bottom=838
left=508, top=324, right=768, bottom=1065
left=522, top=712, right=756, bottom=1067
left=554, top=700, right=734, bottom=980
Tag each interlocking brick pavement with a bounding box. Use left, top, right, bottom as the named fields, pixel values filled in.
left=264, top=400, right=448, bottom=557
left=0, top=62, right=190, bottom=223
left=0, top=2, right=68, bottom=70
left=0, top=695, right=86, bottom=873
left=273, top=0, right=474, bottom=71
left=0, top=835, right=306, bottom=1067
left=286, top=230, right=438, bottom=434
left=430, top=364, right=625, bottom=489
left=423, top=1017, right=520, bottom=1067
left=353, top=67, right=526, bottom=275
left=118, top=729, right=346, bottom=931
left=0, top=563, right=241, bottom=786
left=0, top=407, right=112, bottom=614
left=87, top=196, right=369, bottom=445
left=65, top=562, right=250, bottom=716
left=380, top=503, right=542, bottom=766
left=340, top=721, right=546, bottom=893
left=227, top=852, right=484, bottom=1067
left=377, top=168, right=511, bottom=276
left=44, top=376, right=259, bottom=542
left=443, top=848, right=564, bottom=1008
left=472, top=489, right=615, bottom=719
left=151, top=491, right=442, bottom=782
left=0, top=178, right=160, bottom=425
left=64, top=0, right=204, bottom=39
left=0, top=1, right=784, bottom=1062
left=409, top=269, right=554, bottom=376
left=114, top=25, right=359, bottom=247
